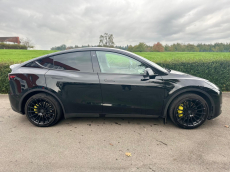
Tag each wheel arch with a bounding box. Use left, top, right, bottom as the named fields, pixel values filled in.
left=163, top=88, right=214, bottom=118
left=19, top=89, right=66, bottom=117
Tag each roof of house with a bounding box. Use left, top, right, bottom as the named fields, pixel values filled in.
left=0, top=37, right=20, bottom=44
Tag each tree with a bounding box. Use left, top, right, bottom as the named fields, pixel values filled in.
left=99, top=33, right=115, bottom=47
left=186, top=44, right=199, bottom=52
left=152, top=42, right=164, bottom=52
left=20, top=37, right=34, bottom=49
left=127, top=45, right=134, bottom=52
left=50, top=44, right=66, bottom=50
left=132, top=42, right=147, bottom=52
left=164, top=44, right=170, bottom=51
left=66, top=46, right=74, bottom=50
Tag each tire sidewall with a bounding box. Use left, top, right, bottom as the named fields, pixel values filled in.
left=25, top=93, right=61, bottom=127
left=169, top=94, right=209, bottom=129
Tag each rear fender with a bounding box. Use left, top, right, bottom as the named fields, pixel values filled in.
left=19, top=89, right=66, bottom=118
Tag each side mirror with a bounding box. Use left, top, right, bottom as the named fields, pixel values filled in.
left=144, top=68, right=156, bottom=77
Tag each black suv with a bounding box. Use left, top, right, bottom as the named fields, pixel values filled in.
left=8, top=47, right=222, bottom=128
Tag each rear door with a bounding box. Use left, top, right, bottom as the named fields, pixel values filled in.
left=45, top=51, right=102, bottom=116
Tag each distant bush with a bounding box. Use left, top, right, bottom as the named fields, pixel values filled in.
left=0, top=43, right=27, bottom=49
left=127, top=42, right=230, bottom=52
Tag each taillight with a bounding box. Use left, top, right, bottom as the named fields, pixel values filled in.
left=8, top=75, right=16, bottom=80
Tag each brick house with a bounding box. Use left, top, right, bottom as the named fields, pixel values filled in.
left=0, top=37, right=20, bottom=44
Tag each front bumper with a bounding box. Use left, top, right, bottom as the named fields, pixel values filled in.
left=207, top=90, right=222, bottom=120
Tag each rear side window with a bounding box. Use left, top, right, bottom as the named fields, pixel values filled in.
left=53, top=52, right=93, bottom=72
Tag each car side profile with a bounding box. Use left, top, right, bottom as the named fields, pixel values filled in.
left=8, top=47, right=222, bottom=129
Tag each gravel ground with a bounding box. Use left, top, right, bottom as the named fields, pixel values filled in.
left=0, top=93, right=230, bottom=172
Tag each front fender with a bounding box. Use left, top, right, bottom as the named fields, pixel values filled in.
left=162, top=86, right=220, bottom=118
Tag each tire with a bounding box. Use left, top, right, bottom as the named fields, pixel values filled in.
left=169, top=94, right=209, bottom=129
left=25, top=93, right=62, bottom=127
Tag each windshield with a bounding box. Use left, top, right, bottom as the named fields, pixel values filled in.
left=128, top=52, right=168, bottom=73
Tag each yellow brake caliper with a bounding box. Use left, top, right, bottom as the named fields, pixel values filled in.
left=178, top=104, right=183, bottom=117
left=34, top=104, right=39, bottom=113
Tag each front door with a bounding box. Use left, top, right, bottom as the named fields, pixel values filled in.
left=95, top=51, right=165, bottom=116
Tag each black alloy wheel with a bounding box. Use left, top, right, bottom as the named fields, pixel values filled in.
left=169, top=94, right=209, bottom=129
left=25, top=93, right=62, bottom=127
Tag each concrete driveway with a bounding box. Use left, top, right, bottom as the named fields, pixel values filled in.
left=0, top=93, right=230, bottom=172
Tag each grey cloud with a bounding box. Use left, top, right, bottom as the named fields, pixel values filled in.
left=0, top=0, right=229, bottom=49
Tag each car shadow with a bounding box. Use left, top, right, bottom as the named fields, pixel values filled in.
left=57, top=116, right=176, bottom=128
left=17, top=113, right=217, bottom=129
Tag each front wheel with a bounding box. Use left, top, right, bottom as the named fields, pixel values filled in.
left=169, top=94, right=209, bottom=129
left=25, top=93, right=62, bottom=127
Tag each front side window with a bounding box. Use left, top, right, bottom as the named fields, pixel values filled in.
left=53, top=51, right=93, bottom=72
left=96, top=51, right=147, bottom=74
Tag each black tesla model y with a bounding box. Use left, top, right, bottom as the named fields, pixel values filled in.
left=8, top=48, right=222, bottom=128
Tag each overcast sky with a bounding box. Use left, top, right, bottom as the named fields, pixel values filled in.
left=0, top=0, right=230, bottom=50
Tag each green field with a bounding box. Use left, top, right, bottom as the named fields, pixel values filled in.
left=0, top=50, right=58, bottom=63
left=0, top=49, right=230, bottom=64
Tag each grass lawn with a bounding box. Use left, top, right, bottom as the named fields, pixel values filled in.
left=0, top=50, right=58, bottom=63
left=0, top=49, right=230, bottom=64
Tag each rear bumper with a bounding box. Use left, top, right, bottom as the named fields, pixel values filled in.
left=8, top=93, right=23, bottom=114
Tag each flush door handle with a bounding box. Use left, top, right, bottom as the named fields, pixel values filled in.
left=104, top=79, right=115, bottom=82
left=51, top=77, right=63, bottom=80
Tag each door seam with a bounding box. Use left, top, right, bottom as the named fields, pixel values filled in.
left=97, top=72, right=104, bottom=113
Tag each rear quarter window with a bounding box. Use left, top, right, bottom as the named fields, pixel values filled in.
left=23, top=56, right=54, bottom=69
left=23, top=61, right=41, bottom=68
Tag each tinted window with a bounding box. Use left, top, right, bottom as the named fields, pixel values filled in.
left=53, top=52, right=93, bottom=72
left=24, top=61, right=41, bottom=68
left=24, top=56, right=54, bottom=68
left=37, top=57, right=54, bottom=68
left=96, top=51, right=147, bottom=74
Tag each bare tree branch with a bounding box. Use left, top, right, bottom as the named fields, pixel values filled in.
left=99, top=33, right=115, bottom=47
left=20, top=37, right=34, bottom=49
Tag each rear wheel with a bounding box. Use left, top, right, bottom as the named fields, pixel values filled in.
left=169, top=94, right=209, bottom=129
left=25, top=93, right=62, bottom=127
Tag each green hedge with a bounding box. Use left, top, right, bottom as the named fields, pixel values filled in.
left=0, top=60, right=230, bottom=93
left=159, top=61, right=230, bottom=91
left=0, top=43, right=27, bottom=49
left=0, top=64, right=11, bottom=93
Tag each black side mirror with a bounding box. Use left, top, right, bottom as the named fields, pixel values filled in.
left=142, top=68, right=158, bottom=81
left=144, top=68, right=156, bottom=77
